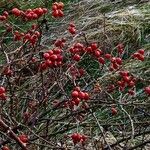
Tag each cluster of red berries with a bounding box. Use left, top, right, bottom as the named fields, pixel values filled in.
left=107, top=84, right=115, bottom=93
left=13, top=29, right=41, bottom=46
left=52, top=2, right=64, bottom=18
left=39, top=49, right=63, bottom=70
left=69, top=42, right=84, bottom=61
left=11, top=7, right=48, bottom=21
left=144, top=86, right=150, bottom=96
left=118, top=71, right=136, bottom=92
left=68, top=65, right=85, bottom=79
left=116, top=43, right=124, bottom=54
left=68, top=22, right=76, bottom=35
left=109, top=56, right=122, bottom=71
left=23, top=30, right=41, bottom=45
left=71, top=133, right=87, bottom=145
left=132, top=49, right=145, bottom=61
left=0, top=11, right=9, bottom=21
left=54, top=38, right=66, bottom=48
left=66, top=87, right=89, bottom=109
left=86, top=43, right=106, bottom=65
left=0, top=86, right=7, bottom=100
left=2, top=67, right=13, bottom=77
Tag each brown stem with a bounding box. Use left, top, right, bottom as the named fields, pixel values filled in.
left=0, top=119, right=27, bottom=150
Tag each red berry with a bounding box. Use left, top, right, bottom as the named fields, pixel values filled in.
left=53, top=49, right=62, bottom=54
left=71, top=133, right=82, bottom=144
left=98, top=57, right=105, bottom=64
left=3, top=11, right=9, bottom=17
left=111, top=57, right=116, bottom=63
left=68, top=27, right=76, bottom=34
left=69, top=22, right=75, bottom=28
left=58, top=2, right=64, bottom=9
left=117, top=43, right=124, bottom=49
left=94, top=50, right=101, bottom=58
left=52, top=4, right=58, bottom=10
left=57, top=55, right=63, bottom=61
left=43, top=8, right=48, bottom=14
left=73, top=54, right=81, bottom=61
left=73, top=98, right=80, bottom=106
left=46, top=60, right=53, bottom=67
left=0, top=87, right=6, bottom=94
left=128, top=81, right=135, bottom=87
left=71, top=91, right=79, bottom=98
left=144, top=86, right=150, bottom=96
left=84, top=92, right=89, bottom=100
left=39, top=62, right=48, bottom=71
left=58, top=9, right=64, bottom=17
left=43, top=52, right=50, bottom=59
left=18, top=134, right=28, bottom=143
left=138, top=49, right=144, bottom=55
left=112, top=63, right=119, bottom=70
left=50, top=54, right=58, bottom=61
left=0, top=15, right=7, bottom=21
left=116, top=57, right=122, bottom=65
left=119, top=71, right=129, bottom=77
left=74, top=86, right=81, bottom=92
left=123, top=76, right=130, bottom=83
left=105, top=53, right=111, bottom=59
left=12, top=8, right=21, bottom=17
left=78, top=91, right=85, bottom=99
left=111, top=107, right=117, bottom=115
left=91, top=43, right=97, bottom=50
left=128, top=90, right=135, bottom=95
left=138, top=55, right=144, bottom=61
left=48, top=50, right=54, bottom=55
left=86, top=46, right=92, bottom=53
left=2, top=146, right=10, bottom=150
left=52, top=10, right=59, bottom=18
left=78, top=68, right=85, bottom=77
left=117, top=80, right=125, bottom=87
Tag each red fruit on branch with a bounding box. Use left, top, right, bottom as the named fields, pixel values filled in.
left=98, top=57, right=105, bottom=64
left=68, top=27, right=76, bottom=34
left=78, top=91, right=85, bottom=99
left=144, top=86, right=150, bottom=96
left=138, top=49, right=144, bottom=55
left=116, top=57, right=122, bottom=65
left=69, top=22, right=75, bottom=28
left=73, top=98, right=80, bottom=106
left=71, top=91, right=79, bottom=98
left=43, top=52, right=50, bottom=59
left=94, top=50, right=101, bottom=58
left=18, top=134, right=28, bottom=143
left=71, top=133, right=87, bottom=145
left=91, top=43, right=97, bottom=50
left=128, top=90, right=135, bottom=96
left=105, top=53, right=111, bottom=59
left=2, top=146, right=10, bottom=150
left=111, top=107, right=117, bottom=115
left=84, top=92, right=89, bottom=100
left=73, top=54, right=81, bottom=61
left=12, top=8, right=21, bottom=17
left=0, top=86, right=6, bottom=94
left=58, top=9, right=64, bottom=17
left=3, top=11, right=9, bottom=17
left=57, top=2, right=64, bottom=9
left=0, top=15, right=7, bottom=21
left=0, top=93, right=7, bottom=100
left=74, top=86, right=81, bottom=92
left=52, top=10, right=59, bottom=18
